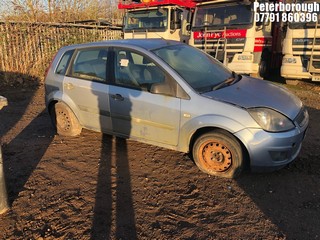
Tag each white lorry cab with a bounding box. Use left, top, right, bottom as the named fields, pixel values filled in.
left=281, top=0, right=320, bottom=82
left=118, top=0, right=195, bottom=43
left=189, top=0, right=281, bottom=78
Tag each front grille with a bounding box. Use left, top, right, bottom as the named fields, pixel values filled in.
left=295, top=107, right=309, bottom=127
left=292, top=38, right=320, bottom=65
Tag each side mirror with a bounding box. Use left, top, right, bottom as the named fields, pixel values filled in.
left=186, top=23, right=191, bottom=31
left=150, top=82, right=174, bottom=96
left=170, top=9, right=182, bottom=31
left=122, top=15, right=126, bottom=30
left=181, top=22, right=191, bottom=36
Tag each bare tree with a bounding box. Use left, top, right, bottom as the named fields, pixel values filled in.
left=3, top=0, right=118, bottom=23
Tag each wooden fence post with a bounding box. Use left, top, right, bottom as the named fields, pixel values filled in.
left=0, top=146, right=9, bottom=214
left=0, top=96, right=9, bottom=214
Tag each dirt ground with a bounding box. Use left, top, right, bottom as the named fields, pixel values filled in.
left=0, top=79, right=320, bottom=240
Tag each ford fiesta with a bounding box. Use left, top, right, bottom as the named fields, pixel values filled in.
left=45, top=39, right=309, bottom=178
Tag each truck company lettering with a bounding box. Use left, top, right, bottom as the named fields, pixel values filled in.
left=194, top=30, right=247, bottom=40
left=254, top=37, right=272, bottom=52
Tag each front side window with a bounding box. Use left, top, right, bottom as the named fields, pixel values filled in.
left=114, top=48, right=176, bottom=96
left=70, top=48, right=108, bottom=82
left=124, top=9, right=168, bottom=32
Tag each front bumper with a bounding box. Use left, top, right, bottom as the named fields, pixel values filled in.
left=227, top=59, right=259, bottom=75
left=235, top=124, right=308, bottom=172
left=280, top=56, right=312, bottom=80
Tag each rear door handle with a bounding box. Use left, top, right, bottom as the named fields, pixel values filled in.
left=111, top=94, right=124, bottom=101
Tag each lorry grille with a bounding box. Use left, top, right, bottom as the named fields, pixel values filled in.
left=194, top=38, right=245, bottom=63
left=292, top=38, right=320, bottom=70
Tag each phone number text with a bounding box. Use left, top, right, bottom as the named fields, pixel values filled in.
left=255, top=12, right=318, bottom=23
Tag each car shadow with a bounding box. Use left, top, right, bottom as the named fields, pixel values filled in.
left=236, top=105, right=320, bottom=239
left=0, top=71, right=40, bottom=138
left=2, top=110, right=54, bottom=203
left=0, top=71, right=54, bottom=205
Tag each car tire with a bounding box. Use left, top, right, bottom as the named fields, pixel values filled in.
left=50, top=102, right=82, bottom=136
left=192, top=130, right=243, bottom=178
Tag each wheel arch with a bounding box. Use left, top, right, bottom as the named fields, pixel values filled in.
left=47, top=99, right=58, bottom=114
left=46, top=91, right=82, bottom=126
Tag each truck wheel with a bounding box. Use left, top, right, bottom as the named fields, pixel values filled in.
left=259, top=59, right=268, bottom=78
left=50, top=102, right=82, bottom=136
left=258, top=51, right=271, bottom=79
left=192, top=131, right=243, bottom=178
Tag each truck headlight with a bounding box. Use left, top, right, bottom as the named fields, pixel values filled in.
left=248, top=108, right=295, bottom=132
left=283, top=58, right=297, bottom=64
left=238, top=55, right=253, bottom=61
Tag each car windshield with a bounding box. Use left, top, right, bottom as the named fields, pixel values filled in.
left=152, top=44, right=235, bottom=93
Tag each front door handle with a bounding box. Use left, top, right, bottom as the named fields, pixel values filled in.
left=111, top=94, right=124, bottom=101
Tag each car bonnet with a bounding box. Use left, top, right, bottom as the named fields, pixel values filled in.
left=201, top=76, right=302, bottom=120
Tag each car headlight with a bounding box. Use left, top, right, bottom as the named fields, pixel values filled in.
left=248, top=108, right=295, bottom=132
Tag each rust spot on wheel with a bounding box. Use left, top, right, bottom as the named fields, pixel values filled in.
left=198, top=140, right=232, bottom=172
left=56, top=110, right=71, bottom=131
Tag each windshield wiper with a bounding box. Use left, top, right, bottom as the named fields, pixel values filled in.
left=212, top=71, right=237, bottom=91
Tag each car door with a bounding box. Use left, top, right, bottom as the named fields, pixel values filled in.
left=63, top=47, right=113, bottom=133
left=109, top=47, right=181, bottom=146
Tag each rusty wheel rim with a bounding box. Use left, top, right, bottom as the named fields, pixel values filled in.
left=198, top=140, right=232, bottom=172
left=56, top=110, right=71, bottom=131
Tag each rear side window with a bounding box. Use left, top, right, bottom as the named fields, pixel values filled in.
left=71, top=48, right=108, bottom=82
left=55, top=50, right=74, bottom=75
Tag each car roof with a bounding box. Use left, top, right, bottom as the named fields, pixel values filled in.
left=60, top=39, right=182, bottom=52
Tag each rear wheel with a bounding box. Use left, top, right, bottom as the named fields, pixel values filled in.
left=50, top=102, right=82, bottom=136
left=192, top=131, right=243, bottom=178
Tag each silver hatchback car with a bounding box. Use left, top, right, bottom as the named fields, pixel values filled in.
left=45, top=39, right=309, bottom=178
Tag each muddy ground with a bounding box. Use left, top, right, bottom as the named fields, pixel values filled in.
left=0, top=80, right=320, bottom=240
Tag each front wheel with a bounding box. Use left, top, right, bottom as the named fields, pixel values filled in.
left=192, top=131, right=243, bottom=178
left=50, top=102, right=82, bottom=136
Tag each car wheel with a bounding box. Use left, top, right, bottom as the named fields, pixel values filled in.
left=192, top=130, right=243, bottom=178
left=50, top=102, right=82, bottom=136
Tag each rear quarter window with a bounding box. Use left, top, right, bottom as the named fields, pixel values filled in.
left=55, top=50, right=74, bottom=75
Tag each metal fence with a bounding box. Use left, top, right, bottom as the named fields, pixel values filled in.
left=0, top=21, right=122, bottom=82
